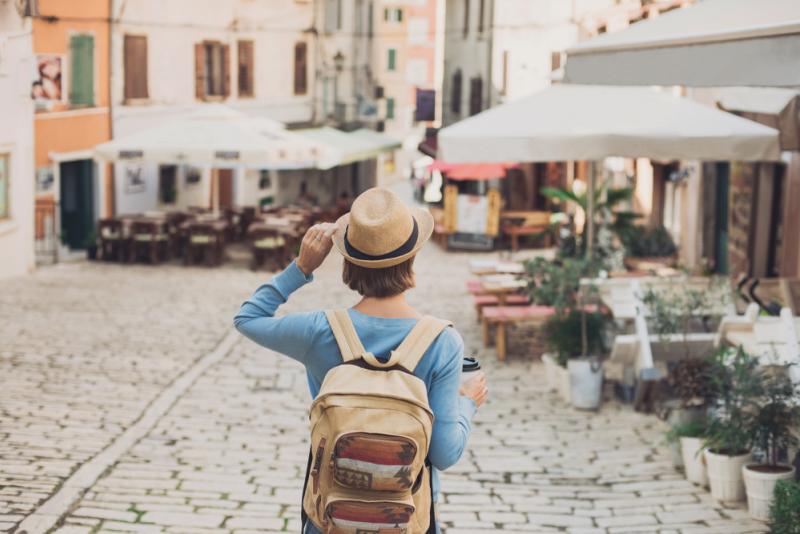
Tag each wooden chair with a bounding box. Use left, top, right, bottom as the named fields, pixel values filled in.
left=98, top=218, right=127, bottom=262
left=250, top=228, right=288, bottom=271
left=184, top=223, right=225, bottom=266
left=130, top=220, right=170, bottom=264
left=500, top=211, right=552, bottom=251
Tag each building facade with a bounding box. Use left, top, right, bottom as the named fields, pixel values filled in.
left=0, top=1, right=35, bottom=278
left=32, top=0, right=112, bottom=259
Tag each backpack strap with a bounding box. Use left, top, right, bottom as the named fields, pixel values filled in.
left=325, top=309, right=366, bottom=363
left=391, top=316, right=452, bottom=372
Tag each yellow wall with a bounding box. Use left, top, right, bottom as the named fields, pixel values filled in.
left=33, top=0, right=111, bottom=167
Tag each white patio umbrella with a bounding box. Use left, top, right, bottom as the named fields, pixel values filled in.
left=438, top=84, right=781, bottom=256
left=563, top=0, right=800, bottom=87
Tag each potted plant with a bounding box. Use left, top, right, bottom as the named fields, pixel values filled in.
left=742, top=370, right=799, bottom=521
left=769, top=479, right=800, bottom=534
left=620, top=225, right=678, bottom=272
left=703, top=347, right=762, bottom=504
left=84, top=229, right=98, bottom=260
left=674, top=420, right=709, bottom=487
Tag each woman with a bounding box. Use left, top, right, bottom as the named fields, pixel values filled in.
left=234, top=188, right=488, bottom=533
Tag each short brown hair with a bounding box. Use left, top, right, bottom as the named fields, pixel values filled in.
left=342, top=257, right=416, bottom=298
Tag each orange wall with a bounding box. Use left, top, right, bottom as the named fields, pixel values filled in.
left=33, top=0, right=111, bottom=167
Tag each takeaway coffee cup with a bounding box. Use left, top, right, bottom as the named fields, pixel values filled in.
left=461, top=357, right=482, bottom=385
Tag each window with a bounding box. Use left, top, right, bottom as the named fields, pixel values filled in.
left=386, top=97, right=395, bottom=120
left=195, top=41, right=229, bottom=99
left=69, top=34, right=94, bottom=106
left=237, top=40, right=254, bottom=97
left=0, top=154, right=8, bottom=219
left=384, top=7, right=403, bottom=22
left=451, top=69, right=462, bottom=114
left=463, top=0, right=470, bottom=38
left=123, top=35, right=148, bottom=100
left=368, top=1, right=374, bottom=37
left=478, top=0, right=485, bottom=34
left=325, top=0, right=342, bottom=32
left=387, top=48, right=397, bottom=71
left=294, top=42, right=308, bottom=95
left=469, top=76, right=483, bottom=116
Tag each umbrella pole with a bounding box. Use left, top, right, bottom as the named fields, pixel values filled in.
left=586, top=161, right=595, bottom=260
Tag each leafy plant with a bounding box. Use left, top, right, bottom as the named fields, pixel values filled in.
left=83, top=228, right=98, bottom=249
left=665, top=419, right=707, bottom=445
left=543, top=310, right=607, bottom=367
left=703, top=347, right=763, bottom=456
left=750, top=371, right=800, bottom=468
left=668, top=357, right=715, bottom=408
left=524, top=257, right=601, bottom=312
left=620, top=225, right=677, bottom=258
left=770, top=479, right=800, bottom=534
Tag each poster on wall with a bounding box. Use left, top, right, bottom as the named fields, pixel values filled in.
left=455, top=194, right=489, bottom=235
left=124, top=165, right=146, bottom=194
left=185, top=167, right=202, bottom=185
left=31, top=54, right=64, bottom=108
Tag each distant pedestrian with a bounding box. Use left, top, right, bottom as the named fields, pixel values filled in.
left=234, top=187, right=487, bottom=534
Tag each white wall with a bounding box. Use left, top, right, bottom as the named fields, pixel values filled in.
left=0, top=7, right=35, bottom=278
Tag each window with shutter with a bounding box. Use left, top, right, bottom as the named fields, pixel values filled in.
left=237, top=40, right=254, bottom=97
left=124, top=35, right=148, bottom=100
left=387, top=48, right=397, bottom=71
left=463, top=0, right=470, bottom=38
left=469, top=77, right=482, bottom=116
left=195, top=43, right=206, bottom=99
left=451, top=69, right=462, bottom=114
left=294, top=42, right=307, bottom=95
left=478, top=0, right=485, bottom=34
left=69, top=34, right=94, bottom=107
left=199, top=41, right=227, bottom=98
left=386, top=97, right=395, bottom=120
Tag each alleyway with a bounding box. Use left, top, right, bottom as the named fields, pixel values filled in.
left=1, top=245, right=767, bottom=534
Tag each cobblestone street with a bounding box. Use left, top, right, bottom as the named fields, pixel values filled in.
left=1, top=245, right=768, bottom=534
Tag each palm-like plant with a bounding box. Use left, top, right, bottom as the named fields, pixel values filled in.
left=542, top=180, right=640, bottom=239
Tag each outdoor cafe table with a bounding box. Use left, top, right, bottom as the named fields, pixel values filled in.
left=469, top=258, right=525, bottom=276
left=479, top=274, right=528, bottom=305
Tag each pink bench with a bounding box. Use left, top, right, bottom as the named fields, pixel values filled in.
left=481, top=305, right=556, bottom=361
left=473, top=294, right=530, bottom=320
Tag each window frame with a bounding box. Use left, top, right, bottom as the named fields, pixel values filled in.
left=123, top=34, right=149, bottom=101
left=237, top=39, right=255, bottom=98
left=386, top=97, right=395, bottom=120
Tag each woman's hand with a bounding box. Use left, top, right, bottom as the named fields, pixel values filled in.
left=460, top=371, right=488, bottom=408
left=296, top=223, right=337, bottom=276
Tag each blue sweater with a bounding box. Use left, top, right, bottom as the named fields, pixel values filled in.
left=233, top=261, right=476, bottom=508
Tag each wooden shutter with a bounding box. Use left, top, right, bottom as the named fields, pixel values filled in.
left=386, top=97, right=395, bottom=119
left=294, top=42, right=308, bottom=95
left=238, top=40, right=254, bottom=97
left=195, top=43, right=206, bottom=99
left=222, top=44, right=230, bottom=97
left=387, top=48, right=396, bottom=71
left=124, top=35, right=148, bottom=100
left=478, top=0, right=484, bottom=34
left=463, top=0, right=470, bottom=38
left=70, top=35, right=94, bottom=106
left=451, top=70, right=462, bottom=114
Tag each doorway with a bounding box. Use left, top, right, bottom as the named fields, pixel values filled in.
left=218, top=169, right=234, bottom=209
left=60, top=159, right=95, bottom=250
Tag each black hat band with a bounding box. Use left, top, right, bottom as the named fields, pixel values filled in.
left=344, top=218, right=419, bottom=261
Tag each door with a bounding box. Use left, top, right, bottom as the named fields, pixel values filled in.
left=60, top=160, right=95, bottom=250
left=218, top=169, right=234, bottom=209
left=713, top=163, right=729, bottom=274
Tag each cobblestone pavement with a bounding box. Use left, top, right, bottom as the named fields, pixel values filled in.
left=2, top=246, right=767, bottom=534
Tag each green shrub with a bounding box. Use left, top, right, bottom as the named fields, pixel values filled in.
left=543, top=310, right=607, bottom=367
left=621, top=225, right=677, bottom=258
left=770, top=479, right=800, bottom=534
left=665, top=419, right=707, bottom=445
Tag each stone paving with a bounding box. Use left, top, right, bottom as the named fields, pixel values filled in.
left=1, top=245, right=768, bottom=534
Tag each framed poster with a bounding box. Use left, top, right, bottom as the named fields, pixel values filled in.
left=124, top=165, right=145, bottom=194
left=32, top=54, right=65, bottom=106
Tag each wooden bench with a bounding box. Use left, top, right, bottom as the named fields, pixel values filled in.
left=473, top=294, right=529, bottom=320
left=481, top=305, right=556, bottom=361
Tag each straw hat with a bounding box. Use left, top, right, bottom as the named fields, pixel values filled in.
left=333, top=188, right=433, bottom=269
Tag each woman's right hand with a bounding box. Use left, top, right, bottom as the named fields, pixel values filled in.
left=460, top=371, right=488, bottom=408
left=296, top=223, right=336, bottom=276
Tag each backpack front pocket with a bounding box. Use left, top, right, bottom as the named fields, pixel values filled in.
left=333, top=432, right=419, bottom=492
left=325, top=494, right=415, bottom=534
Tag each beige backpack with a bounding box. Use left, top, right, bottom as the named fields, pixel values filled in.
left=301, top=309, right=452, bottom=534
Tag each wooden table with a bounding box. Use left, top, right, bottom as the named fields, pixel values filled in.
left=479, top=275, right=528, bottom=305
left=469, top=259, right=525, bottom=276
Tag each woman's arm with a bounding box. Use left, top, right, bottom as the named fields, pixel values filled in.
left=233, top=223, right=337, bottom=364
left=426, top=329, right=478, bottom=471
left=233, top=261, right=317, bottom=364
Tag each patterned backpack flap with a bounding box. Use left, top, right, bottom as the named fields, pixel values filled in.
left=302, top=310, right=451, bottom=534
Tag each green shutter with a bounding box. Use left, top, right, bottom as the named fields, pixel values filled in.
left=70, top=35, right=94, bottom=106
left=398, top=9, right=403, bottom=22
left=387, top=49, right=396, bottom=71
left=386, top=97, right=395, bottom=120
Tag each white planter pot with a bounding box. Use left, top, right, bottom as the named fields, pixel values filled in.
left=541, top=353, right=559, bottom=392
left=742, top=464, right=796, bottom=521
left=556, top=363, right=571, bottom=403
left=680, top=437, right=708, bottom=487
left=703, top=449, right=752, bottom=504
left=568, top=357, right=603, bottom=410
left=668, top=440, right=684, bottom=470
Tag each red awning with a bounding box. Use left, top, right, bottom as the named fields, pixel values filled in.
left=428, top=161, right=519, bottom=181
